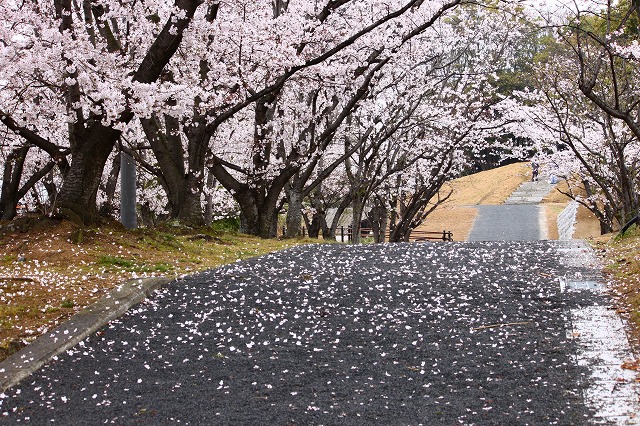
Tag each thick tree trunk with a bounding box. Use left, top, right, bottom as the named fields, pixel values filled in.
left=180, top=124, right=209, bottom=226
left=368, top=198, right=388, bottom=243
left=307, top=190, right=328, bottom=239
left=55, top=0, right=203, bottom=225
left=99, top=153, right=121, bottom=217
left=234, top=187, right=280, bottom=238
left=142, top=115, right=206, bottom=226
left=238, top=197, right=260, bottom=235
left=285, top=180, right=304, bottom=238
left=0, top=147, right=29, bottom=220
left=57, top=124, right=120, bottom=224
left=615, top=150, right=639, bottom=227
left=177, top=175, right=205, bottom=226
left=307, top=213, right=327, bottom=239
left=204, top=171, right=216, bottom=225
left=258, top=189, right=282, bottom=239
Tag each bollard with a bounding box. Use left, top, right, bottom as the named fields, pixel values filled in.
left=120, top=152, right=137, bottom=229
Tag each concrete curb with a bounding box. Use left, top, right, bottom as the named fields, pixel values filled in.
left=0, top=276, right=173, bottom=393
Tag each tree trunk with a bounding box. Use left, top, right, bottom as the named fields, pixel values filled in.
left=204, top=171, right=216, bottom=225
left=0, top=147, right=29, bottom=220
left=142, top=115, right=206, bottom=226
left=307, top=190, right=328, bottom=239
left=238, top=196, right=260, bottom=235
left=614, top=147, right=639, bottom=226
left=328, top=195, right=352, bottom=241
left=600, top=220, right=613, bottom=235
left=368, top=197, right=388, bottom=243
left=57, top=124, right=120, bottom=224
left=307, top=213, right=326, bottom=239
left=285, top=179, right=304, bottom=238
left=234, top=187, right=280, bottom=238
left=40, top=170, right=59, bottom=214
left=172, top=173, right=205, bottom=226
left=351, top=194, right=366, bottom=244
left=55, top=0, right=204, bottom=224
left=99, top=152, right=121, bottom=217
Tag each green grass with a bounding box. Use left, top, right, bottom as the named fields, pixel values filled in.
left=60, top=300, right=75, bottom=309
left=209, top=217, right=241, bottom=233
left=97, top=255, right=174, bottom=273
left=0, top=305, right=29, bottom=330
left=98, top=255, right=135, bottom=268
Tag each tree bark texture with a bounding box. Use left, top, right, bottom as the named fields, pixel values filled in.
left=99, top=152, right=121, bottom=217
left=285, top=179, right=304, bottom=238
left=1, top=147, right=29, bottom=220
left=56, top=0, right=204, bottom=224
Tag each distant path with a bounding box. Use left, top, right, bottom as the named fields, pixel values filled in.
left=467, top=179, right=555, bottom=241
left=467, top=205, right=544, bottom=241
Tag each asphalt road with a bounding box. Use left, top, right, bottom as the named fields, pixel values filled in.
left=467, top=205, right=543, bottom=241
left=0, top=241, right=603, bottom=425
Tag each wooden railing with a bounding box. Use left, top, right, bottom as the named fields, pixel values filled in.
left=411, top=229, right=453, bottom=242
left=282, top=226, right=453, bottom=242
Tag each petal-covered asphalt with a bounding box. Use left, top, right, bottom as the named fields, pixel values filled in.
left=1, top=241, right=602, bottom=425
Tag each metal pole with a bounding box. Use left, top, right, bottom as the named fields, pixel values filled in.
left=120, top=152, right=137, bottom=229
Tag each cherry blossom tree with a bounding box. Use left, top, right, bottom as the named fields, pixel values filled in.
left=298, top=2, right=534, bottom=243
left=521, top=0, right=640, bottom=233
left=0, top=0, right=576, bottom=235
left=193, top=0, right=466, bottom=236
left=0, top=0, right=206, bottom=223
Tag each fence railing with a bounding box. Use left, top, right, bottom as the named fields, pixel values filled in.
left=411, top=229, right=453, bottom=242
left=283, top=226, right=453, bottom=242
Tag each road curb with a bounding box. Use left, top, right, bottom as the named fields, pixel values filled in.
left=0, top=276, right=173, bottom=393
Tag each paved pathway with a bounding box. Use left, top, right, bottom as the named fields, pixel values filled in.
left=0, top=242, right=614, bottom=424
left=467, top=204, right=545, bottom=241
left=467, top=178, right=640, bottom=424
left=504, top=181, right=557, bottom=205
left=468, top=179, right=554, bottom=242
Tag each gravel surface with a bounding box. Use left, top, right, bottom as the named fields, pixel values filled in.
left=0, top=241, right=602, bottom=425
